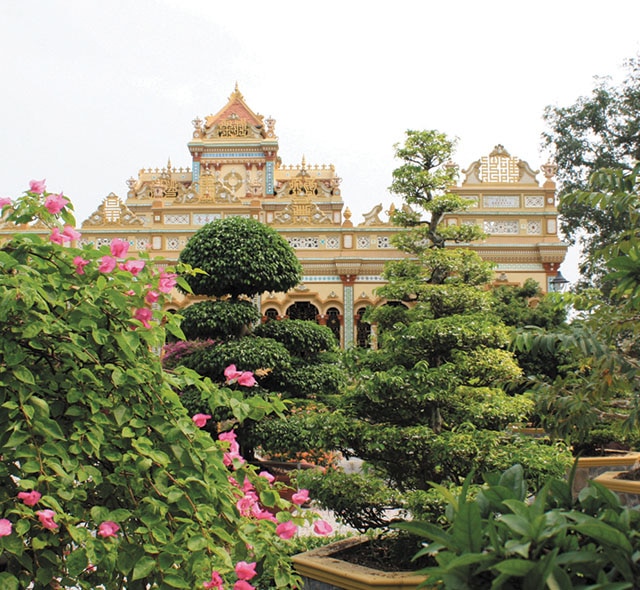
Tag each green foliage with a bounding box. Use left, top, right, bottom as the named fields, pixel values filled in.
left=543, top=54, right=640, bottom=286
left=253, top=319, right=338, bottom=358
left=180, top=299, right=261, bottom=340
left=0, top=186, right=314, bottom=589
left=178, top=216, right=302, bottom=298
left=394, top=464, right=640, bottom=588
left=515, top=164, right=640, bottom=443
left=179, top=336, right=292, bottom=387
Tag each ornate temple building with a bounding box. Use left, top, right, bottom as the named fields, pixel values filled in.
left=11, top=87, right=569, bottom=347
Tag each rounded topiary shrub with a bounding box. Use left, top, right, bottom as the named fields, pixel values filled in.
left=254, top=319, right=338, bottom=358
left=178, top=216, right=302, bottom=298
left=180, top=300, right=261, bottom=340
left=179, top=336, right=292, bottom=389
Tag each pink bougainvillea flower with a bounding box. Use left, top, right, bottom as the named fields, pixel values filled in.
left=36, top=509, right=58, bottom=530
left=121, top=259, right=145, bottom=276
left=62, top=225, right=81, bottom=242
left=313, top=519, right=333, bottom=536
left=73, top=256, right=90, bottom=275
left=44, top=192, right=69, bottom=214
left=133, top=307, right=153, bottom=329
left=0, top=197, right=12, bottom=209
left=109, top=238, right=130, bottom=258
left=29, top=179, right=46, bottom=194
left=235, top=561, right=257, bottom=580
left=253, top=506, right=277, bottom=522
left=192, top=413, right=212, bottom=428
left=17, top=490, right=42, bottom=506
left=276, top=520, right=297, bottom=540
left=98, top=255, right=117, bottom=273
left=233, top=581, right=255, bottom=590
left=236, top=492, right=259, bottom=517
left=157, top=271, right=177, bottom=293
left=144, top=289, right=159, bottom=305
left=237, top=371, right=257, bottom=387
left=291, top=489, right=310, bottom=505
left=259, top=470, right=275, bottom=484
left=0, top=518, right=12, bottom=537
left=224, top=364, right=243, bottom=381
left=219, top=430, right=244, bottom=466
left=97, top=521, right=120, bottom=538
left=49, top=227, right=65, bottom=245
left=203, top=571, right=224, bottom=590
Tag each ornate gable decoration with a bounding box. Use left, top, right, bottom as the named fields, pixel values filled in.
left=83, top=193, right=144, bottom=227
left=194, top=85, right=268, bottom=141
left=274, top=197, right=332, bottom=225
left=462, top=145, right=539, bottom=185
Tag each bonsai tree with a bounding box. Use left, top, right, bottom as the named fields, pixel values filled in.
left=296, top=131, right=572, bottom=531
left=171, top=218, right=343, bottom=463
left=0, top=183, right=331, bottom=589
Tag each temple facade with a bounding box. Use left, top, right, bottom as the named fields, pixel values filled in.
left=12, top=87, right=569, bottom=347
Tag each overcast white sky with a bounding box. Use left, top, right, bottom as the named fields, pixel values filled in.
left=2, top=1, right=640, bottom=282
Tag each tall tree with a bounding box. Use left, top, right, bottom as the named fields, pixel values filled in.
left=542, top=55, right=640, bottom=286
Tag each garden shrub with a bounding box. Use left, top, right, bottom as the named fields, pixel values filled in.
left=180, top=299, right=260, bottom=340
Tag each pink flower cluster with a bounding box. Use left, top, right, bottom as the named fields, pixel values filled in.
left=0, top=489, right=122, bottom=548
left=224, top=364, right=257, bottom=387
left=219, top=430, right=245, bottom=468
left=203, top=561, right=257, bottom=589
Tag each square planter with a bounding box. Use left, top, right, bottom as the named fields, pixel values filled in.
left=594, top=470, right=640, bottom=507
left=292, top=536, right=429, bottom=590
left=572, top=452, right=640, bottom=496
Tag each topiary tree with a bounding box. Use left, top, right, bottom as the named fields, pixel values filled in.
left=295, top=131, right=572, bottom=530
left=0, top=183, right=331, bottom=589
left=178, top=216, right=302, bottom=299
left=180, top=299, right=261, bottom=340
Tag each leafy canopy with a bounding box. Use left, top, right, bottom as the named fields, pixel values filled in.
left=178, top=216, right=302, bottom=298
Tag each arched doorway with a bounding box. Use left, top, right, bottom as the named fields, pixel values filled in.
left=326, top=307, right=341, bottom=344
left=286, top=301, right=319, bottom=322
left=264, top=308, right=279, bottom=322
left=356, top=306, right=372, bottom=348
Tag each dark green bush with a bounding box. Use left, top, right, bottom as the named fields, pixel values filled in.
left=254, top=320, right=337, bottom=358
left=180, top=299, right=261, bottom=340
left=178, top=216, right=302, bottom=298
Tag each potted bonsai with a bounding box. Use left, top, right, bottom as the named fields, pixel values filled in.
left=291, top=131, right=572, bottom=587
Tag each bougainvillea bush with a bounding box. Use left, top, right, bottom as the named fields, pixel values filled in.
left=0, top=182, right=331, bottom=589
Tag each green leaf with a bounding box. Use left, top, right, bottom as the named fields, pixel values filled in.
left=186, top=535, right=209, bottom=551
left=0, top=573, right=20, bottom=590
left=13, top=366, right=35, bottom=384
left=132, top=556, right=157, bottom=581
left=493, top=558, right=535, bottom=575
left=163, top=574, right=192, bottom=588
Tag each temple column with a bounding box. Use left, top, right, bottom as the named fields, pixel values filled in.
left=340, top=274, right=356, bottom=348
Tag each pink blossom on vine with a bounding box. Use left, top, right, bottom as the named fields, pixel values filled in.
left=0, top=519, right=12, bottom=537
left=109, top=238, right=129, bottom=258
left=44, top=193, right=68, bottom=214
left=235, top=561, right=257, bottom=581
left=233, top=581, right=255, bottom=590
left=29, top=179, right=46, bottom=194
left=275, top=520, right=297, bottom=539
left=121, top=259, right=145, bottom=276
left=192, top=413, right=212, bottom=428
left=203, top=571, right=224, bottom=589
left=36, top=509, right=58, bottom=530
left=97, top=521, right=120, bottom=538
left=73, top=256, right=90, bottom=275
left=133, top=307, right=153, bottom=329
left=313, top=520, right=333, bottom=536
left=17, top=490, right=41, bottom=506
left=98, top=256, right=117, bottom=273
left=158, top=271, right=177, bottom=293
left=0, top=197, right=12, bottom=209
left=291, top=489, right=309, bottom=505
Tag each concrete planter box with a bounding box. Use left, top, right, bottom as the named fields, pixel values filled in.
left=572, top=452, right=640, bottom=495
left=594, top=470, right=640, bottom=506
left=292, top=536, right=429, bottom=590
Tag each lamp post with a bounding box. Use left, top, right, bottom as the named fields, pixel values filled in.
left=549, top=271, right=569, bottom=293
